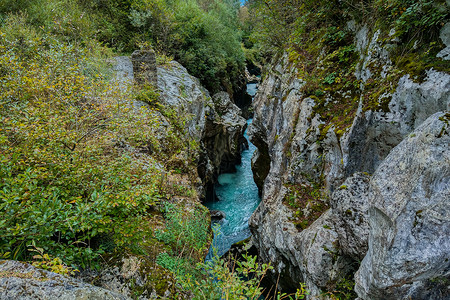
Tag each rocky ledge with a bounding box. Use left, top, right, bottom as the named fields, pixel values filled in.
left=0, top=260, right=128, bottom=300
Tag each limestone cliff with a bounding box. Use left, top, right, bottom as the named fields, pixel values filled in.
left=120, top=52, right=247, bottom=198
left=248, top=21, right=450, bottom=298
left=156, top=61, right=247, bottom=198
left=355, top=112, right=450, bottom=299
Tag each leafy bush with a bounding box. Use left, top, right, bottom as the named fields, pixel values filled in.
left=135, top=84, right=160, bottom=107
left=179, top=252, right=272, bottom=300
left=156, top=202, right=210, bottom=255
left=0, top=15, right=167, bottom=268
left=169, top=0, right=245, bottom=92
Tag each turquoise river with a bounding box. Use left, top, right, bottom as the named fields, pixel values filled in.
left=205, top=83, right=260, bottom=259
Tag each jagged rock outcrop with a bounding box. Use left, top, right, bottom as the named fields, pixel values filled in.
left=355, top=112, right=450, bottom=300
left=157, top=61, right=247, bottom=196
left=0, top=260, right=128, bottom=300
left=115, top=54, right=246, bottom=198
left=438, top=22, right=450, bottom=60
left=157, top=61, right=211, bottom=143
left=210, top=210, right=226, bottom=221
left=343, top=69, right=450, bottom=179
left=200, top=92, right=247, bottom=189
left=245, top=68, right=260, bottom=84
left=248, top=21, right=450, bottom=298
left=131, top=49, right=157, bottom=86
left=83, top=255, right=180, bottom=299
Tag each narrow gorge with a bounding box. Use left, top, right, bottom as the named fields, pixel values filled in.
left=204, top=82, right=260, bottom=259
left=0, top=1, right=449, bottom=299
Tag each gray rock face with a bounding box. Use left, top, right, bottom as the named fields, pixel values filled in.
left=210, top=209, right=226, bottom=221
left=199, top=92, right=247, bottom=189
left=344, top=69, right=450, bottom=178
left=245, top=68, right=260, bottom=83
left=112, top=57, right=246, bottom=197
left=331, top=173, right=371, bottom=260
left=0, top=260, right=128, bottom=300
left=437, top=22, right=450, bottom=60
left=248, top=22, right=450, bottom=297
left=157, top=61, right=212, bottom=143
left=355, top=112, right=450, bottom=300
left=157, top=63, right=246, bottom=192
left=250, top=202, right=354, bottom=297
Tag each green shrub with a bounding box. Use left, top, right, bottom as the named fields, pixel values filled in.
left=0, top=16, right=165, bottom=268
left=156, top=202, right=210, bottom=254
left=135, top=84, right=160, bottom=107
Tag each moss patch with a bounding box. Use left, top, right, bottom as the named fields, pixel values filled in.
left=283, top=183, right=329, bottom=231
left=0, top=270, right=49, bottom=282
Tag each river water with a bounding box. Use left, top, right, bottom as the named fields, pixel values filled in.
left=205, top=83, right=260, bottom=259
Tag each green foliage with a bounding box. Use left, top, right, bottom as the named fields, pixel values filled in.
left=169, top=0, right=245, bottom=92
left=374, top=0, right=449, bottom=36
left=322, top=275, right=357, bottom=300
left=156, top=202, right=210, bottom=254
left=177, top=241, right=310, bottom=300
left=0, top=0, right=97, bottom=43
left=155, top=252, right=195, bottom=278
left=79, top=0, right=245, bottom=93
left=283, top=182, right=329, bottom=230
left=179, top=251, right=273, bottom=300
left=247, top=0, right=448, bottom=59
left=1, top=0, right=246, bottom=94
left=135, top=84, right=160, bottom=107
left=277, top=282, right=310, bottom=300
left=28, top=242, right=78, bottom=276
left=0, top=14, right=182, bottom=268
left=323, top=72, right=337, bottom=85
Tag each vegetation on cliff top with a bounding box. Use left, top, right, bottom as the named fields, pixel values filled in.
left=247, top=0, right=449, bottom=109
left=0, top=0, right=246, bottom=94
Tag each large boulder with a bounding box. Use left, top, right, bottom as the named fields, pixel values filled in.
left=0, top=260, right=128, bottom=300
left=355, top=112, right=450, bottom=299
